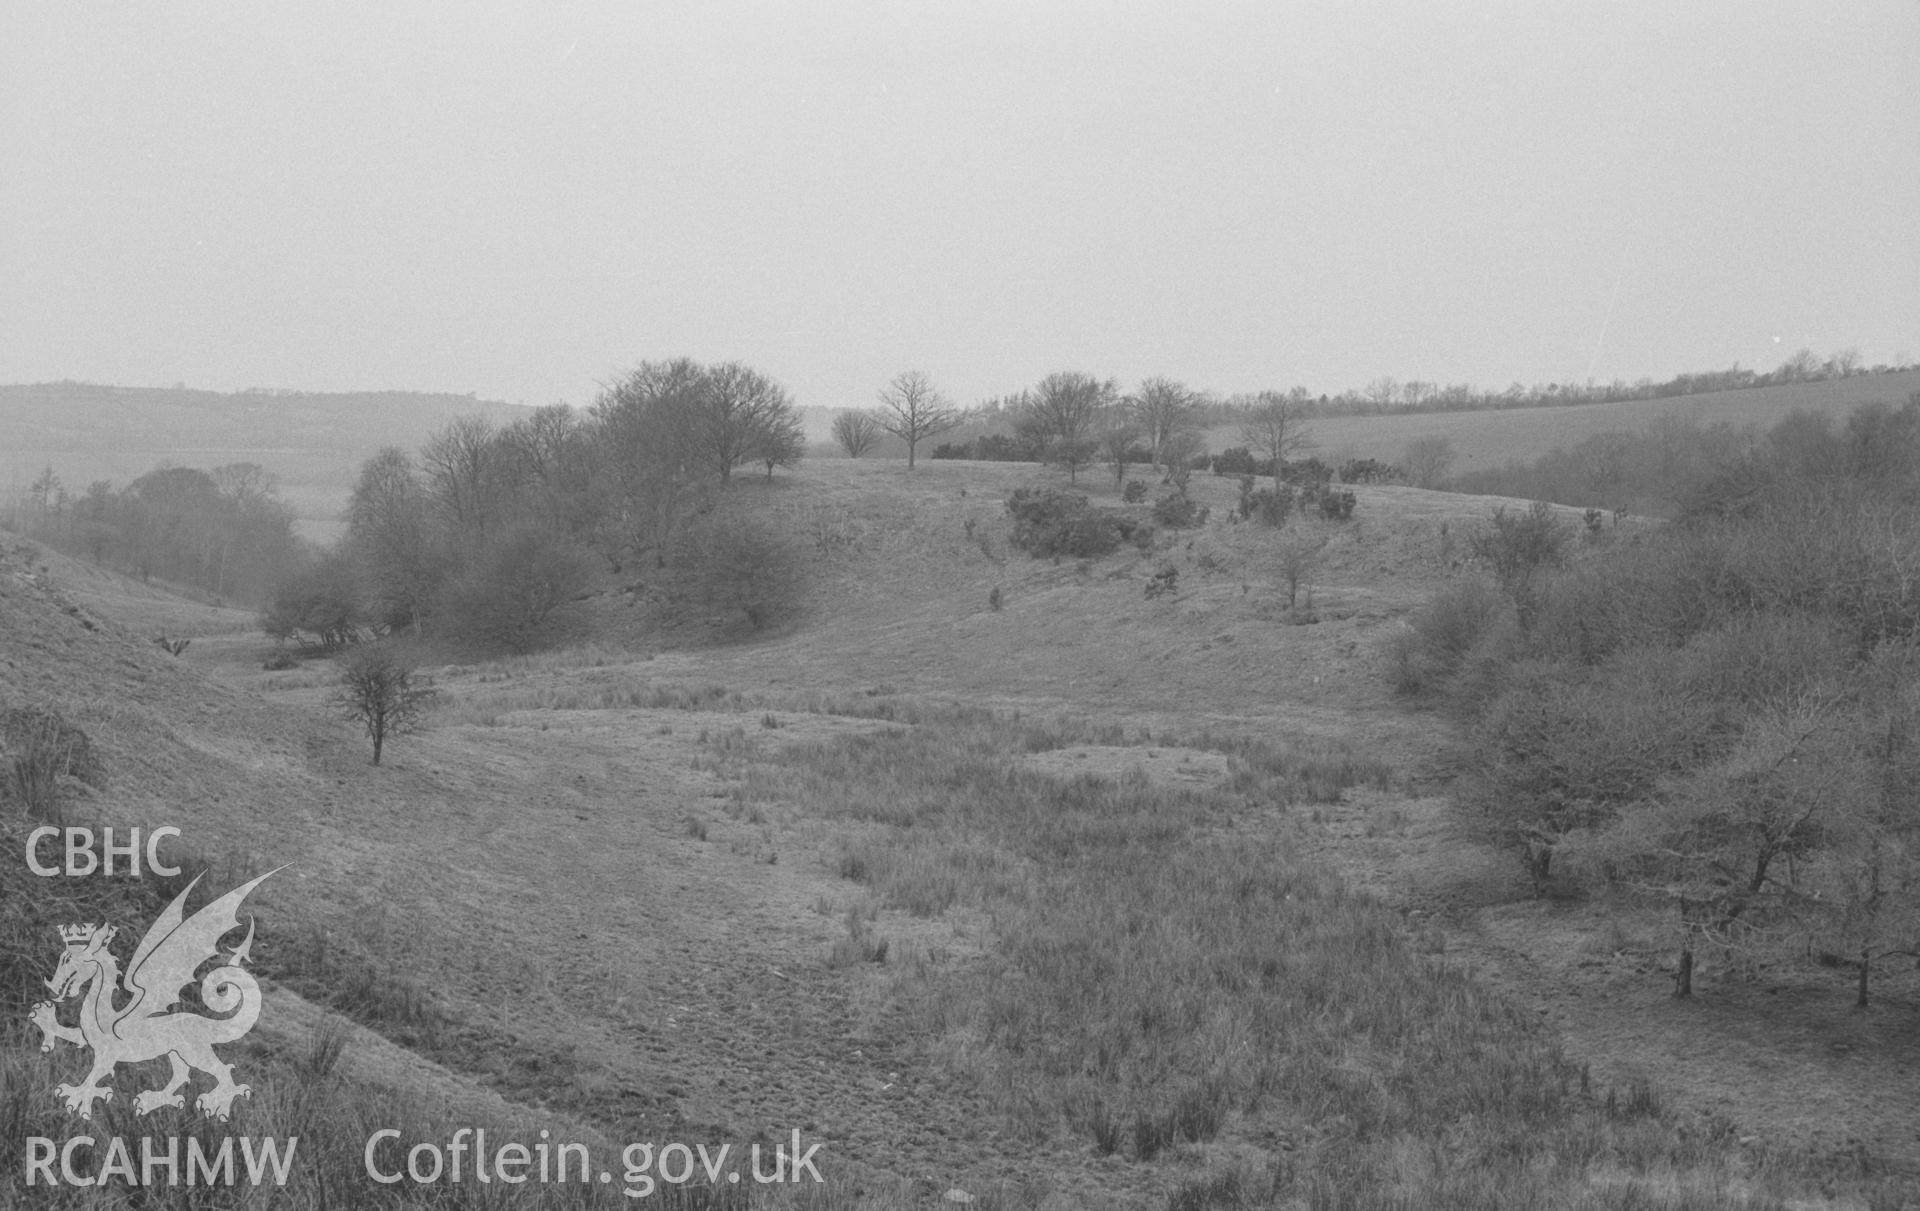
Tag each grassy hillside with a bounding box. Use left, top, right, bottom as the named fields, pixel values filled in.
left=4, top=458, right=1915, bottom=1207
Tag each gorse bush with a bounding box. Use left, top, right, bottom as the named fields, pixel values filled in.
left=1339, top=457, right=1400, bottom=484
left=1151, top=489, right=1207, bottom=529
left=1210, top=446, right=1268, bottom=477
left=1005, top=488, right=1124, bottom=557
left=1312, top=486, right=1357, bottom=521
left=1237, top=475, right=1293, bottom=526
left=1285, top=455, right=1335, bottom=487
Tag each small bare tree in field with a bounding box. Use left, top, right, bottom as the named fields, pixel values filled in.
left=872, top=371, right=961, bottom=469
left=832, top=411, right=880, bottom=458
left=336, top=646, right=432, bottom=766
left=1275, top=530, right=1330, bottom=609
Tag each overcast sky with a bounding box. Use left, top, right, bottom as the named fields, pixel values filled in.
left=3, top=2, right=1915, bottom=411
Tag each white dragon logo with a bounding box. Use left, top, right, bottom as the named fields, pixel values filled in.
left=30, top=869, right=278, bottom=1121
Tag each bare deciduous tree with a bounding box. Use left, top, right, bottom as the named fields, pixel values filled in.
left=501, top=404, right=596, bottom=533
left=420, top=415, right=514, bottom=541
left=1027, top=372, right=1115, bottom=483
left=1237, top=389, right=1315, bottom=491
left=1129, top=378, right=1197, bottom=468
left=1363, top=377, right=1400, bottom=412
left=750, top=405, right=807, bottom=479
left=831, top=411, right=880, bottom=458
left=587, top=359, right=714, bottom=568
left=335, top=646, right=432, bottom=765
left=1274, top=529, right=1330, bottom=608
left=346, top=447, right=443, bottom=632
left=872, top=371, right=961, bottom=469
left=696, top=361, right=804, bottom=483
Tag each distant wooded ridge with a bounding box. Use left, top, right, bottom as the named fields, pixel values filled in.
left=953, top=351, right=1920, bottom=423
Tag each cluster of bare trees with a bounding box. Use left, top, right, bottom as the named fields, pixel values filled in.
left=835, top=371, right=1327, bottom=493
left=268, top=358, right=806, bottom=652
left=7, top=462, right=301, bottom=605
left=1404, top=396, right=1920, bottom=1006
left=832, top=371, right=1191, bottom=483
left=827, top=371, right=969, bottom=468
left=1040, top=376, right=1314, bottom=490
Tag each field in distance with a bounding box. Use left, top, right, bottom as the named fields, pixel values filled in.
left=1197, top=367, right=1920, bottom=474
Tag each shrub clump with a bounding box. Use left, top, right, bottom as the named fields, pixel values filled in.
left=1469, top=501, right=1572, bottom=611
left=1151, top=490, right=1208, bottom=529
left=674, top=513, right=807, bottom=630
left=1339, top=457, right=1401, bottom=484
left=1385, top=578, right=1519, bottom=703
left=436, top=525, right=592, bottom=652
left=1006, top=488, right=1125, bottom=558
left=1312, top=486, right=1357, bottom=521
left=1237, top=476, right=1293, bottom=526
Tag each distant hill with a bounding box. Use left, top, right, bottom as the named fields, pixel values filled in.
left=0, top=382, right=534, bottom=541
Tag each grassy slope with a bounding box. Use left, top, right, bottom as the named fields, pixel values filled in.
left=5, top=454, right=1914, bottom=1207
left=0, top=538, right=655, bottom=1208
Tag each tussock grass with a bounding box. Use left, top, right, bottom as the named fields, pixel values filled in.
left=434, top=676, right=746, bottom=724
left=461, top=641, right=638, bottom=681
left=250, top=664, right=339, bottom=691
left=696, top=707, right=1857, bottom=1206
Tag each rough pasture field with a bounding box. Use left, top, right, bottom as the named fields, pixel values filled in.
left=1198, top=368, right=1920, bottom=476
left=3, top=453, right=1916, bottom=1207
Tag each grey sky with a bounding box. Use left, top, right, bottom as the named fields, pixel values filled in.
left=3, top=2, right=1914, bottom=411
